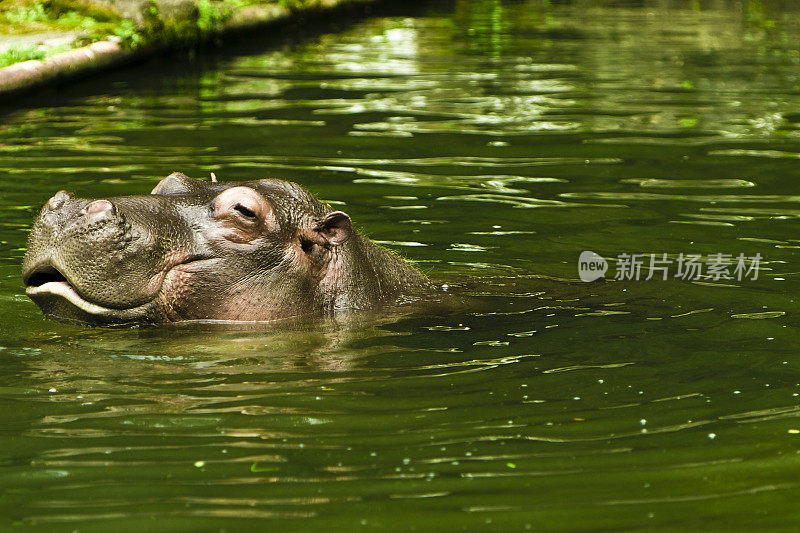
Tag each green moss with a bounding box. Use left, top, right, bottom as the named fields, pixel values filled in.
left=0, top=0, right=122, bottom=35
left=137, top=0, right=242, bottom=46
left=112, top=19, right=142, bottom=47
left=0, top=44, right=46, bottom=67
left=42, top=0, right=120, bottom=22
left=197, top=0, right=226, bottom=32
left=0, top=0, right=370, bottom=67
left=0, top=45, right=46, bottom=67
left=4, top=3, right=49, bottom=25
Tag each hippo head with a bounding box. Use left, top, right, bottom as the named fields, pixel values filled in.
left=22, top=173, right=430, bottom=325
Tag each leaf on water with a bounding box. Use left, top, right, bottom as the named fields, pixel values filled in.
left=730, top=311, right=785, bottom=319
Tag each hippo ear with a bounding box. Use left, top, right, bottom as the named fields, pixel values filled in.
left=313, top=211, right=352, bottom=246
left=151, top=172, right=207, bottom=195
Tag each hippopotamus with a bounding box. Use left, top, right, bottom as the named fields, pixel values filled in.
left=22, top=173, right=434, bottom=325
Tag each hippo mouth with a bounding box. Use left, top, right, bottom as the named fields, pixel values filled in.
left=23, top=262, right=158, bottom=325
left=24, top=264, right=68, bottom=288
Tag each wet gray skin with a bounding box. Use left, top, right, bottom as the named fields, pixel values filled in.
left=22, top=173, right=434, bottom=325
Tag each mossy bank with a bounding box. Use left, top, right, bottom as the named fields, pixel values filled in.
left=0, top=0, right=381, bottom=98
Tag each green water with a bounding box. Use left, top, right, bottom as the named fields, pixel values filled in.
left=2, top=0, right=800, bottom=530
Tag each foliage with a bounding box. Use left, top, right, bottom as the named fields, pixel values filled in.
left=0, top=44, right=47, bottom=68
left=0, top=0, right=120, bottom=34
left=196, top=0, right=225, bottom=33
left=113, top=19, right=142, bottom=47
left=0, top=0, right=365, bottom=68
left=41, top=0, right=120, bottom=22
left=4, top=2, right=49, bottom=25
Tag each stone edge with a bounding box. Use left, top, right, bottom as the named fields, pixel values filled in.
left=0, top=0, right=376, bottom=101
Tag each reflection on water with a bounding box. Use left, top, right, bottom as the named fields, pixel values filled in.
left=2, top=0, right=800, bottom=530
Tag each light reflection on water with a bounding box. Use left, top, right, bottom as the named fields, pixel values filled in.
left=2, top=0, right=800, bottom=530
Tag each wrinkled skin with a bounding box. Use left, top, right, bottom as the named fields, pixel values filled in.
left=22, top=173, right=433, bottom=325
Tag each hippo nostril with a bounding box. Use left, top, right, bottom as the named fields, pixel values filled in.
left=46, top=190, right=72, bottom=211
left=83, top=199, right=115, bottom=216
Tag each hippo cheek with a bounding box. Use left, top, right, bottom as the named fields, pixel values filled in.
left=157, top=259, right=228, bottom=321
left=213, top=286, right=310, bottom=322
left=156, top=260, right=314, bottom=323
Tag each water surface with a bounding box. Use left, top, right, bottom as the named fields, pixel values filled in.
left=2, top=0, right=800, bottom=530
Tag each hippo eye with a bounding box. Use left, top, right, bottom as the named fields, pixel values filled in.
left=233, top=203, right=257, bottom=219
left=212, top=186, right=278, bottom=238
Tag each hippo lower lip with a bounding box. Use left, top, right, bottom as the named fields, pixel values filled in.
left=23, top=262, right=128, bottom=313
left=26, top=280, right=140, bottom=316
left=23, top=260, right=205, bottom=324
left=24, top=280, right=158, bottom=325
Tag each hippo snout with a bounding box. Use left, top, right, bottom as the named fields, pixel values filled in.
left=23, top=193, right=126, bottom=288
left=33, top=191, right=122, bottom=239
left=23, top=191, right=174, bottom=324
